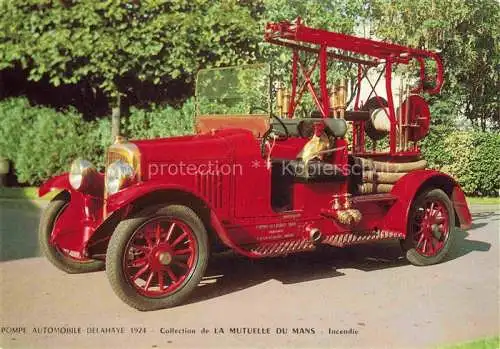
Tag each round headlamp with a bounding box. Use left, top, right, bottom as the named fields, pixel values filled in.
left=69, top=159, right=96, bottom=191
left=106, top=160, right=134, bottom=195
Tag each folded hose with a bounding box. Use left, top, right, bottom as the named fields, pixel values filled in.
left=357, top=183, right=394, bottom=194
left=357, top=157, right=427, bottom=173
left=361, top=171, right=406, bottom=184
left=354, top=157, right=427, bottom=194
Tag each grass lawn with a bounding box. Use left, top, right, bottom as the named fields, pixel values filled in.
left=0, top=186, right=59, bottom=201
left=466, top=197, right=500, bottom=205
left=439, top=336, right=499, bottom=349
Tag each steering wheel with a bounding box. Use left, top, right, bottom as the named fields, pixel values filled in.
left=249, top=106, right=289, bottom=135
left=249, top=106, right=289, bottom=158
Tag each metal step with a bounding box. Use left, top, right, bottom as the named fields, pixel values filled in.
left=245, top=239, right=316, bottom=257
left=241, top=229, right=405, bottom=257
left=322, top=230, right=404, bottom=247
left=351, top=193, right=397, bottom=205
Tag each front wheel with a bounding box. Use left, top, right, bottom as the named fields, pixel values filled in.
left=105, top=204, right=209, bottom=311
left=402, top=188, right=455, bottom=266
left=38, top=193, right=105, bottom=273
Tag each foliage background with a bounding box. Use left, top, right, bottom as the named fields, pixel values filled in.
left=0, top=0, right=498, bottom=195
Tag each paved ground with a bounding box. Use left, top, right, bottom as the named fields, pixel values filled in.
left=0, top=200, right=498, bottom=349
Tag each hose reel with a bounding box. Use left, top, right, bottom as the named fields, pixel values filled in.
left=363, top=95, right=431, bottom=143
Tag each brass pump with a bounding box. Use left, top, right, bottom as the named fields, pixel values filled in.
left=322, top=194, right=362, bottom=226
left=276, top=83, right=290, bottom=118
left=330, top=79, right=347, bottom=118
left=298, top=122, right=330, bottom=165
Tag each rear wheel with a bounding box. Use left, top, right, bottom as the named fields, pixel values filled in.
left=38, top=193, right=104, bottom=273
left=105, top=204, right=209, bottom=311
left=402, top=188, right=455, bottom=266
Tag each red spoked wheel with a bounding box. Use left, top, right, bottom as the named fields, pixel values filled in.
left=402, top=188, right=455, bottom=266
left=106, top=205, right=208, bottom=311
left=124, top=218, right=198, bottom=297
left=411, top=199, right=450, bottom=256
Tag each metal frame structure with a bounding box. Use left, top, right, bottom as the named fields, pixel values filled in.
left=265, top=17, right=444, bottom=157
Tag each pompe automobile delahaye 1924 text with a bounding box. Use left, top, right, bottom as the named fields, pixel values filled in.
left=38, top=18, right=472, bottom=311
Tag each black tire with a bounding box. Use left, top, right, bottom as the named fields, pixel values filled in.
left=401, top=188, right=455, bottom=266
left=38, top=193, right=105, bottom=273
left=105, top=204, right=209, bottom=311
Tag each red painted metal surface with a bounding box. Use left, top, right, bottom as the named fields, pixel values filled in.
left=37, top=18, right=471, bottom=264
left=39, top=173, right=71, bottom=197
left=38, top=173, right=105, bottom=257
left=451, top=186, right=473, bottom=229
left=399, top=95, right=431, bottom=142
left=386, top=170, right=472, bottom=233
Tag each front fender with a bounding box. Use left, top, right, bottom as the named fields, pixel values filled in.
left=105, top=181, right=254, bottom=257
left=39, top=173, right=106, bottom=256
left=39, top=173, right=71, bottom=197
left=384, top=169, right=472, bottom=234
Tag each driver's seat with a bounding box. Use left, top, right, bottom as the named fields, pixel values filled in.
left=322, top=118, right=348, bottom=138
left=270, top=117, right=347, bottom=138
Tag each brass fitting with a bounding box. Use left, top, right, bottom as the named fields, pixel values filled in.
left=346, top=208, right=362, bottom=225
left=331, top=195, right=341, bottom=210
left=336, top=210, right=354, bottom=225
left=343, top=193, right=352, bottom=209
left=276, top=84, right=290, bottom=117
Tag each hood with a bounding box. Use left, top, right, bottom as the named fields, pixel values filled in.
left=131, top=128, right=258, bottom=174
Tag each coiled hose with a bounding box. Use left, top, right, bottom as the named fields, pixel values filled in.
left=354, top=157, right=427, bottom=194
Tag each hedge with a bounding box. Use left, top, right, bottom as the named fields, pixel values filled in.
left=0, top=98, right=108, bottom=184
left=421, top=127, right=500, bottom=197
left=0, top=97, right=498, bottom=196
left=0, top=97, right=194, bottom=185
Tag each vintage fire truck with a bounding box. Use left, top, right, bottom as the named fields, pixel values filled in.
left=39, top=18, right=472, bottom=311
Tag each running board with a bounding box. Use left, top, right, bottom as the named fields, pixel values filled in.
left=245, top=239, right=316, bottom=257
left=322, top=230, right=404, bottom=247
left=241, top=230, right=404, bottom=257
left=351, top=193, right=397, bottom=205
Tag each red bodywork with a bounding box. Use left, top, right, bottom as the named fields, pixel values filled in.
left=39, top=18, right=471, bottom=260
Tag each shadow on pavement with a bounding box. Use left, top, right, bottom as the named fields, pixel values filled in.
left=444, top=211, right=496, bottom=261
left=188, top=242, right=407, bottom=305
left=188, top=216, right=494, bottom=305
left=0, top=200, right=42, bottom=262
left=468, top=211, right=500, bottom=230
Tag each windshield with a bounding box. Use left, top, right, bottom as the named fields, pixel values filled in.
left=195, top=63, right=271, bottom=116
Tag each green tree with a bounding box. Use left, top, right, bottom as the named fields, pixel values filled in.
left=371, top=0, right=500, bottom=131
left=257, top=0, right=367, bottom=114
left=0, top=0, right=260, bottom=138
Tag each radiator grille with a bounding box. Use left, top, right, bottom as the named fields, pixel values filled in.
left=107, top=151, right=128, bottom=166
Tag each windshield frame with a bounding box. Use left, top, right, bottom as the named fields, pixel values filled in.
left=195, top=63, right=272, bottom=117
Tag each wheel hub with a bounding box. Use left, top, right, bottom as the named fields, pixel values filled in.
left=412, top=197, right=450, bottom=257
left=158, top=251, right=172, bottom=265
left=431, top=224, right=441, bottom=239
